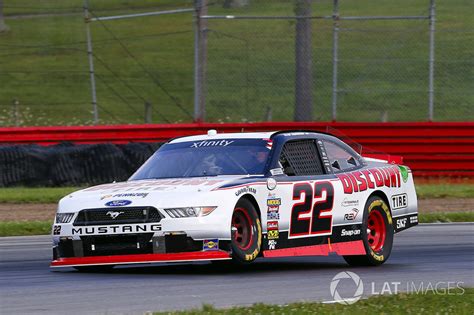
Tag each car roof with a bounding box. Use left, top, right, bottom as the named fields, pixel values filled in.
left=168, top=130, right=339, bottom=144
left=168, top=131, right=276, bottom=143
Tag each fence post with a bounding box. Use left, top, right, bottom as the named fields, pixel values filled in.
left=144, top=102, right=152, bottom=124
left=428, top=0, right=436, bottom=121
left=331, top=0, right=339, bottom=122
left=13, top=99, right=19, bottom=126
left=194, top=0, right=208, bottom=123
left=83, top=0, right=99, bottom=125
left=294, top=0, right=313, bottom=121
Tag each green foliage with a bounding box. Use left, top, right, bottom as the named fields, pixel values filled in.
left=154, top=288, right=473, bottom=315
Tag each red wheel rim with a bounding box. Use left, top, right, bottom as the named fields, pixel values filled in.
left=232, top=208, right=253, bottom=251
left=367, top=210, right=386, bottom=252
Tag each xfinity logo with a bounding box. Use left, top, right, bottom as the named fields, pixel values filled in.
left=106, top=211, right=124, bottom=219
left=190, top=140, right=234, bottom=148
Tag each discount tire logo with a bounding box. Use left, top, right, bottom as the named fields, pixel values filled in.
left=330, top=271, right=364, bottom=304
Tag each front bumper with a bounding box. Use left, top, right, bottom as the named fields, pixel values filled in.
left=51, top=232, right=232, bottom=268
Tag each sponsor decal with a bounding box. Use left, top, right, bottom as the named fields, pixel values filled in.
left=105, top=200, right=132, bottom=207
left=235, top=186, right=257, bottom=197
left=203, top=239, right=219, bottom=251
left=71, top=224, right=162, bottom=235
left=317, top=140, right=333, bottom=173
left=101, top=193, right=148, bottom=200
left=341, top=228, right=361, bottom=237
left=270, top=168, right=284, bottom=176
left=341, top=198, right=359, bottom=207
left=267, top=230, right=279, bottom=240
left=267, top=212, right=280, bottom=220
left=268, top=239, right=277, bottom=250
left=399, top=165, right=409, bottom=183
left=267, top=178, right=277, bottom=190
left=344, top=208, right=359, bottom=221
left=53, top=225, right=61, bottom=235
left=336, top=166, right=402, bottom=194
left=191, top=140, right=234, bottom=148
left=267, top=198, right=281, bottom=207
left=396, top=218, right=407, bottom=229
left=267, top=221, right=279, bottom=231
left=391, top=193, right=408, bottom=210
left=106, top=211, right=124, bottom=219
left=410, top=215, right=418, bottom=224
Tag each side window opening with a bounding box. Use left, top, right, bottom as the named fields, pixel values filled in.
left=323, top=140, right=360, bottom=172
left=279, top=140, right=324, bottom=176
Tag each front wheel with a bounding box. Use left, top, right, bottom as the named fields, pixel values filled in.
left=231, top=199, right=262, bottom=263
left=343, top=196, right=394, bottom=266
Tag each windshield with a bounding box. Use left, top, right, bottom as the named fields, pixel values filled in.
left=129, top=139, right=271, bottom=180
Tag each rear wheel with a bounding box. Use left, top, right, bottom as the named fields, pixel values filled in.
left=231, top=199, right=262, bottom=263
left=343, top=196, right=394, bottom=266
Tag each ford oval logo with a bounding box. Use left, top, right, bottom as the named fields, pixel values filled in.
left=105, top=200, right=132, bottom=207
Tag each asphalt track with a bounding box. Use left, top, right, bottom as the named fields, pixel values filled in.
left=1, top=223, right=473, bottom=314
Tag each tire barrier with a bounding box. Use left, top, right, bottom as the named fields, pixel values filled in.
left=0, top=142, right=161, bottom=187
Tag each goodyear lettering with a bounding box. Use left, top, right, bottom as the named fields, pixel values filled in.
left=337, top=166, right=402, bottom=194
left=235, top=186, right=257, bottom=196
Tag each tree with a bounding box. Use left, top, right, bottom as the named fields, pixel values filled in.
left=0, top=0, right=9, bottom=33
left=294, top=0, right=313, bottom=121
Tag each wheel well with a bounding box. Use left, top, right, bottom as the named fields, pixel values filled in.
left=368, top=190, right=392, bottom=216
left=239, top=194, right=261, bottom=220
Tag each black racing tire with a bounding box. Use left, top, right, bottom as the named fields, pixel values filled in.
left=230, top=198, right=262, bottom=264
left=73, top=265, right=115, bottom=272
left=343, top=196, right=394, bottom=266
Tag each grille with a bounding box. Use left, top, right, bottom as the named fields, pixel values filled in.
left=74, top=207, right=162, bottom=226
left=81, top=233, right=154, bottom=256
left=281, top=140, right=324, bottom=176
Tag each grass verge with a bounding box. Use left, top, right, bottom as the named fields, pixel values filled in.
left=0, top=184, right=472, bottom=204
left=0, top=221, right=51, bottom=237
left=0, top=212, right=472, bottom=237
left=154, top=288, right=473, bottom=315
left=0, top=187, right=81, bottom=204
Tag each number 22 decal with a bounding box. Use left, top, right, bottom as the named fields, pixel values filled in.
left=289, top=181, right=334, bottom=237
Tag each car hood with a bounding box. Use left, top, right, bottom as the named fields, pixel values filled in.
left=58, top=175, right=259, bottom=212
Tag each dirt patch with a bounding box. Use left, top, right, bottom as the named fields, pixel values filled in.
left=0, top=198, right=472, bottom=222
left=0, top=203, right=56, bottom=222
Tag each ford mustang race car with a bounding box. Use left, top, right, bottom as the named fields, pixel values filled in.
left=51, top=130, right=418, bottom=271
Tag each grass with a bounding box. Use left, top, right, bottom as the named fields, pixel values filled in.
left=154, top=288, right=473, bottom=314
left=0, top=221, right=51, bottom=237
left=1, top=212, right=471, bottom=236
left=416, top=184, right=474, bottom=199
left=0, top=183, right=472, bottom=204
left=0, top=0, right=473, bottom=125
left=0, top=187, right=81, bottom=204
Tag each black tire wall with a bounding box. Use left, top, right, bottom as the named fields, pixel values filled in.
left=0, top=142, right=162, bottom=187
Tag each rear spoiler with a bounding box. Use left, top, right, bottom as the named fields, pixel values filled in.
left=363, top=154, right=403, bottom=165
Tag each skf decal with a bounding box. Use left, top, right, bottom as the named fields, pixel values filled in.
left=267, top=230, right=279, bottom=240
left=391, top=193, right=408, bottom=210
left=344, top=208, right=359, bottom=221
left=396, top=218, right=407, bottom=229
left=267, top=221, right=279, bottom=231
left=203, top=239, right=219, bottom=251
left=235, top=186, right=257, bottom=197
left=336, top=166, right=402, bottom=194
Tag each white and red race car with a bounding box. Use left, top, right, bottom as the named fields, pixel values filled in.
left=51, top=130, right=418, bottom=271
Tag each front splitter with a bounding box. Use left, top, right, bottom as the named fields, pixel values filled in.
left=51, top=250, right=231, bottom=267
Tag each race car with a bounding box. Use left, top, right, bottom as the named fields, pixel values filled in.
left=51, top=130, right=418, bottom=271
